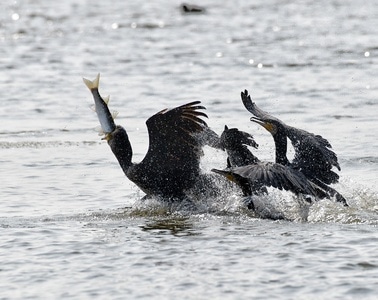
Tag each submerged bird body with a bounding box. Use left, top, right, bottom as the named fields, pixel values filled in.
left=212, top=126, right=322, bottom=200
left=240, top=90, right=348, bottom=206
left=83, top=74, right=210, bottom=200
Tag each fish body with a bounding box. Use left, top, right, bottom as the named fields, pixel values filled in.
left=83, top=74, right=116, bottom=134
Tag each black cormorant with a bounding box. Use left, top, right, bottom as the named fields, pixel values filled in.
left=83, top=74, right=215, bottom=201
left=240, top=90, right=348, bottom=206
left=180, top=3, right=206, bottom=14
left=212, top=126, right=327, bottom=210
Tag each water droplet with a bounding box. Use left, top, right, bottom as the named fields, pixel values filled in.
left=257, top=63, right=263, bottom=68
left=131, top=22, right=137, bottom=29
left=364, top=51, right=370, bottom=57
left=111, top=23, right=119, bottom=29
left=12, top=13, right=20, bottom=21
left=215, top=52, right=223, bottom=58
left=248, top=59, right=254, bottom=64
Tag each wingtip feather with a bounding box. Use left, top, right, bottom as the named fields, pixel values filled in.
left=241, top=89, right=254, bottom=112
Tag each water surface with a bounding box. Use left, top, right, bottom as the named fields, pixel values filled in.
left=1, top=0, right=377, bottom=299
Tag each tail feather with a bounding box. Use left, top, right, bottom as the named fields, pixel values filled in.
left=83, top=73, right=100, bottom=90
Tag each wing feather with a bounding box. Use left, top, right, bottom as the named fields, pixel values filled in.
left=212, top=162, right=317, bottom=196
left=241, top=89, right=341, bottom=184
left=142, top=101, right=208, bottom=178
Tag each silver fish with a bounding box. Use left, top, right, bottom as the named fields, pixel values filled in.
left=83, top=74, right=117, bottom=134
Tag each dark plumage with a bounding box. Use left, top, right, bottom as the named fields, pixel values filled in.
left=240, top=90, right=348, bottom=206
left=220, top=125, right=259, bottom=168
left=212, top=126, right=325, bottom=205
left=180, top=3, right=206, bottom=14
left=212, top=163, right=320, bottom=197
left=106, top=101, right=211, bottom=199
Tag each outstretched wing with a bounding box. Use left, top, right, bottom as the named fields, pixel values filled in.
left=286, top=126, right=340, bottom=184
left=212, top=162, right=318, bottom=196
left=241, top=89, right=340, bottom=184
left=219, top=126, right=260, bottom=168
left=241, top=90, right=281, bottom=123
left=142, top=101, right=208, bottom=188
left=220, top=126, right=258, bottom=150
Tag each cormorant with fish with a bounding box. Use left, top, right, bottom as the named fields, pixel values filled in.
left=83, top=74, right=216, bottom=201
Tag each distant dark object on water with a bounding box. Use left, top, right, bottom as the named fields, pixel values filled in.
left=180, top=3, right=206, bottom=14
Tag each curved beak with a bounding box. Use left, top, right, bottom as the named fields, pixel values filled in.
left=250, top=116, right=264, bottom=126
left=102, top=132, right=113, bottom=141
left=250, top=117, right=274, bottom=134
left=211, top=169, right=237, bottom=183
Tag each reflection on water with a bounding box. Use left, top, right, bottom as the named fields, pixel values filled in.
left=140, top=217, right=199, bottom=237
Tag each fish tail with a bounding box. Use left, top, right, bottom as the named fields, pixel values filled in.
left=83, top=73, right=100, bottom=91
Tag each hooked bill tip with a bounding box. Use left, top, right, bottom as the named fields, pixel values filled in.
left=250, top=116, right=266, bottom=127
left=250, top=116, right=262, bottom=123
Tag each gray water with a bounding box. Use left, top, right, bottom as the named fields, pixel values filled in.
left=1, top=0, right=378, bottom=299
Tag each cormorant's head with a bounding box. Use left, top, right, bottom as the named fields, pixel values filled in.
left=103, top=125, right=130, bottom=148
left=240, top=89, right=283, bottom=137
left=220, top=125, right=258, bottom=150
left=211, top=168, right=252, bottom=196
left=250, top=117, right=279, bottom=136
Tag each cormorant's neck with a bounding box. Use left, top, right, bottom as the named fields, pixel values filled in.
left=108, top=126, right=133, bottom=175
left=273, top=133, right=289, bottom=166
